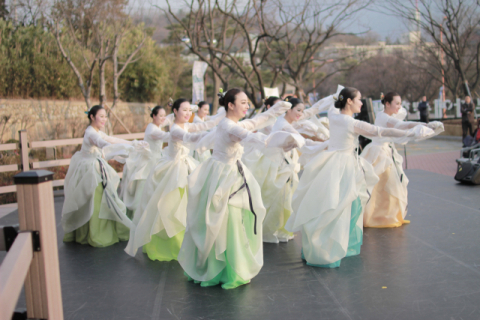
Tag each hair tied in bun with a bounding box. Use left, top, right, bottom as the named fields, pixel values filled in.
left=381, top=92, right=400, bottom=106
left=217, top=88, right=226, bottom=99
left=334, top=87, right=359, bottom=110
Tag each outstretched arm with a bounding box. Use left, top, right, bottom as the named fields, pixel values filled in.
left=161, top=114, right=175, bottom=128
left=148, top=125, right=170, bottom=141
left=300, top=95, right=335, bottom=121
left=354, top=120, right=434, bottom=144
left=171, top=126, right=210, bottom=145
left=87, top=129, right=131, bottom=148
left=239, top=101, right=291, bottom=131
left=384, top=115, right=425, bottom=130
left=186, top=107, right=226, bottom=132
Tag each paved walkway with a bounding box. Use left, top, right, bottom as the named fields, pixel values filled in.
left=397, top=136, right=461, bottom=177
left=405, top=150, right=459, bottom=177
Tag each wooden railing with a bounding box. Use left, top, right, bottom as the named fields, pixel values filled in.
left=0, top=130, right=145, bottom=196
left=0, top=170, right=63, bottom=319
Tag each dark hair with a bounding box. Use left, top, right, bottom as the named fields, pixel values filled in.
left=197, top=101, right=209, bottom=110
left=219, top=88, right=243, bottom=111
left=150, top=105, right=165, bottom=118
left=334, top=87, right=360, bottom=109
left=265, top=96, right=280, bottom=108
left=285, top=97, right=302, bottom=109
left=87, top=105, right=105, bottom=123
left=172, top=98, right=189, bottom=114
left=381, top=92, right=400, bottom=106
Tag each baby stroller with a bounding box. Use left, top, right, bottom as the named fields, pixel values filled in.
left=455, top=145, right=480, bottom=185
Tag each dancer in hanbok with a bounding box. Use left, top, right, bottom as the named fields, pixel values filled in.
left=191, top=101, right=213, bottom=162
left=241, top=97, right=281, bottom=212
left=361, top=92, right=443, bottom=228
left=261, top=97, right=330, bottom=243
left=293, top=117, right=330, bottom=141
left=62, top=105, right=146, bottom=247
left=178, top=89, right=298, bottom=289
left=286, top=87, right=435, bottom=268
left=258, top=96, right=281, bottom=134
left=193, top=101, right=210, bottom=123
left=124, top=99, right=225, bottom=261
left=120, top=106, right=172, bottom=219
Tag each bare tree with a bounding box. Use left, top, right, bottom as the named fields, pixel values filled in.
left=53, top=0, right=146, bottom=135
left=384, top=0, right=480, bottom=98
left=52, top=0, right=114, bottom=109
left=343, top=52, right=441, bottom=101
left=265, top=0, right=372, bottom=101
left=161, top=0, right=295, bottom=108
left=111, top=24, right=146, bottom=111
left=410, top=41, right=463, bottom=99
left=10, top=0, right=48, bottom=24
left=0, top=0, right=9, bottom=20
left=54, top=22, right=97, bottom=109
left=161, top=0, right=371, bottom=107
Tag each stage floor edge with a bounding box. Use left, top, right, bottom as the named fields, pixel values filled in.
left=1, top=169, right=480, bottom=320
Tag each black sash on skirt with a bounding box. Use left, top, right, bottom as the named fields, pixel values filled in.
left=228, top=160, right=258, bottom=234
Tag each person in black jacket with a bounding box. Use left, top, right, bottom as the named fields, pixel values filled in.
left=417, top=96, right=429, bottom=123
left=461, top=96, right=475, bottom=143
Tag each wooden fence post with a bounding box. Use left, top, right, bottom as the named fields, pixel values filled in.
left=14, top=170, right=63, bottom=319
left=19, top=130, right=30, bottom=172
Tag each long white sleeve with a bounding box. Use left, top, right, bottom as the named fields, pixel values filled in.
left=238, top=101, right=291, bottom=132
left=354, top=120, right=414, bottom=138
left=185, top=107, right=226, bottom=133
left=353, top=120, right=434, bottom=144
left=163, top=114, right=175, bottom=128
left=87, top=130, right=111, bottom=148
left=259, top=117, right=311, bottom=153
left=101, top=132, right=132, bottom=145
left=384, top=116, right=426, bottom=130
left=293, top=119, right=330, bottom=140
left=147, top=125, right=170, bottom=141
left=377, top=111, right=444, bottom=135
left=85, top=127, right=131, bottom=148
left=300, top=95, right=335, bottom=121
left=170, top=125, right=210, bottom=145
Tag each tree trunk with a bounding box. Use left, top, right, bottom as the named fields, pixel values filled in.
left=54, top=24, right=96, bottom=112
left=280, top=82, right=287, bottom=98
left=112, top=37, right=120, bottom=111
left=295, top=84, right=306, bottom=103
left=99, top=61, right=107, bottom=106
left=212, top=71, right=220, bottom=114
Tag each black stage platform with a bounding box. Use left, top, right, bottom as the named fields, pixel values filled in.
left=2, top=169, right=480, bottom=320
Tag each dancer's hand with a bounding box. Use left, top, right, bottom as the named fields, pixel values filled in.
left=427, top=121, right=443, bottom=131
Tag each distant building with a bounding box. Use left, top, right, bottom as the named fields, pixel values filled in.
left=320, top=30, right=435, bottom=61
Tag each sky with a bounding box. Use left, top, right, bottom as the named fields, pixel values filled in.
left=356, top=8, right=407, bottom=41
left=147, top=0, right=409, bottom=42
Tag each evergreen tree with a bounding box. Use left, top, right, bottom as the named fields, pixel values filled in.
left=0, top=0, right=8, bottom=20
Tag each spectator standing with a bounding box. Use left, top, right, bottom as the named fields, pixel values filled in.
left=461, top=96, right=475, bottom=143
left=417, top=96, right=429, bottom=123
